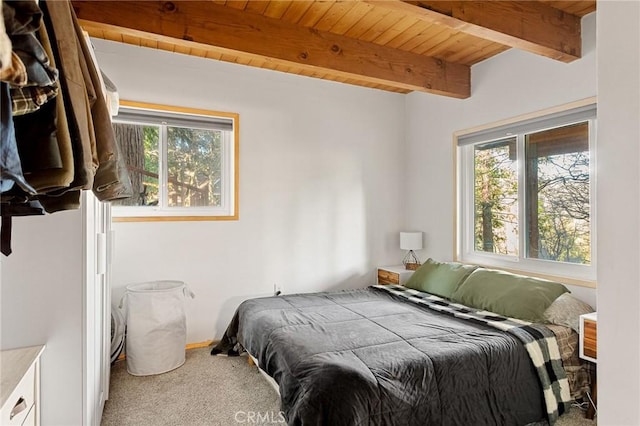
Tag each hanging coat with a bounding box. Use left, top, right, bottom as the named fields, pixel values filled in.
left=0, top=81, right=35, bottom=194
left=41, top=0, right=131, bottom=202
left=40, top=0, right=97, bottom=192
left=72, top=8, right=131, bottom=201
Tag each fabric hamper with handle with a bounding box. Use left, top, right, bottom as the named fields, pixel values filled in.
left=121, top=280, right=195, bottom=376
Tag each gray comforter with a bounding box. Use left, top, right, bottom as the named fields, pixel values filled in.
left=212, top=287, right=546, bottom=425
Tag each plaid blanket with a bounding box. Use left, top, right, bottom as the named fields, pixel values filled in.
left=373, top=285, right=572, bottom=424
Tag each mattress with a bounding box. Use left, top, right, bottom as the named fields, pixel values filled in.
left=213, top=286, right=570, bottom=425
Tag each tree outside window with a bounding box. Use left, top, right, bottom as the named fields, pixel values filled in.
left=110, top=102, right=237, bottom=220
left=472, top=123, right=590, bottom=266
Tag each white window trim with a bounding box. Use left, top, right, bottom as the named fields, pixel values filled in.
left=454, top=98, right=597, bottom=285
left=111, top=101, right=239, bottom=222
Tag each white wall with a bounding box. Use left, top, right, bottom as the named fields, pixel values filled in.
left=403, top=13, right=597, bottom=306
left=1, top=211, right=84, bottom=425
left=596, top=1, right=640, bottom=424
left=3, top=7, right=637, bottom=425
left=91, top=39, right=407, bottom=342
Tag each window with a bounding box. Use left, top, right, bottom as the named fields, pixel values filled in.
left=457, top=101, right=596, bottom=282
left=111, top=101, right=238, bottom=221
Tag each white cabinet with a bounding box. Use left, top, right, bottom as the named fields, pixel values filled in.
left=0, top=346, right=45, bottom=426
left=83, top=191, right=112, bottom=424
left=0, top=192, right=111, bottom=425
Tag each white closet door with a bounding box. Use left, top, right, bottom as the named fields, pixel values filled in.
left=83, top=191, right=111, bottom=425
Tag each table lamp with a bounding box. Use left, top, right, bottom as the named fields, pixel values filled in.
left=400, top=231, right=423, bottom=270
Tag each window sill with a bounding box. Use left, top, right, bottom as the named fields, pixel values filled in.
left=113, top=214, right=238, bottom=222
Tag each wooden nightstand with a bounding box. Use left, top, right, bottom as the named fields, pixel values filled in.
left=377, top=265, right=415, bottom=285
left=579, top=313, right=597, bottom=420
left=580, top=312, right=597, bottom=363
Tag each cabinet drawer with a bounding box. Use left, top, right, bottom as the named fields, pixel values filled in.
left=378, top=269, right=399, bottom=285
left=583, top=319, right=597, bottom=359
left=0, top=364, right=35, bottom=426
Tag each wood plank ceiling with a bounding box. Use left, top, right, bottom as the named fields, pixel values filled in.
left=72, top=0, right=596, bottom=98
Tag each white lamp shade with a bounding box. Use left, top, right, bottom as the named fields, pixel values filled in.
left=400, top=232, right=423, bottom=250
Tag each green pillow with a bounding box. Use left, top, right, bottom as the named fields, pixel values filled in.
left=404, top=258, right=478, bottom=299
left=450, top=269, right=569, bottom=322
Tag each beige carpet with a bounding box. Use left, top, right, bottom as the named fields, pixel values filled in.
left=102, top=348, right=281, bottom=425
left=102, top=347, right=596, bottom=425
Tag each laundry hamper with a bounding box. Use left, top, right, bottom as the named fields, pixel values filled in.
left=121, top=280, right=195, bottom=376
left=110, top=305, right=125, bottom=365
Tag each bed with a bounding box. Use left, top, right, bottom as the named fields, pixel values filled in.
left=212, top=261, right=592, bottom=426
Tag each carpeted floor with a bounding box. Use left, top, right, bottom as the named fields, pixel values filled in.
left=102, top=347, right=596, bottom=425
left=102, top=348, right=281, bottom=425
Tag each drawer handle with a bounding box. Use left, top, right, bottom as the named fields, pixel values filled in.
left=10, top=397, right=27, bottom=420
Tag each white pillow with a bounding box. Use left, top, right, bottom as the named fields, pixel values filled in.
left=542, top=293, right=594, bottom=332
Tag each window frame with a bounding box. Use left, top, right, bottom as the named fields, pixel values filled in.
left=112, top=100, right=239, bottom=222
left=454, top=98, right=597, bottom=287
